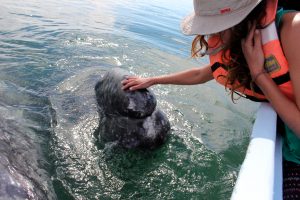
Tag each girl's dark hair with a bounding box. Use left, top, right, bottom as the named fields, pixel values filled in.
left=191, top=0, right=267, bottom=102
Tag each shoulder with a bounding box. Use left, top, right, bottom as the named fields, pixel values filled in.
left=280, top=12, right=300, bottom=44
left=280, top=12, right=300, bottom=65
left=281, top=11, right=300, bottom=31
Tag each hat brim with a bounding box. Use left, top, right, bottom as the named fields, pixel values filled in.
left=181, top=0, right=265, bottom=35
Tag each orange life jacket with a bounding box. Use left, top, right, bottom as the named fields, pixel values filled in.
left=209, top=0, right=294, bottom=102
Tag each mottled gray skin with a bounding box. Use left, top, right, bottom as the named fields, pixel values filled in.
left=0, top=117, right=57, bottom=200
left=95, top=68, right=170, bottom=149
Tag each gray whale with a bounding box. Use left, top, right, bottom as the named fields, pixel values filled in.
left=95, top=68, right=170, bottom=149
left=0, top=110, right=56, bottom=200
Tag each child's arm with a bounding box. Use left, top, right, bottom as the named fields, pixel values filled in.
left=242, top=12, right=300, bottom=137
left=121, top=64, right=213, bottom=91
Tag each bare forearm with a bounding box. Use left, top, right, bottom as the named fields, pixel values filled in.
left=152, top=66, right=213, bottom=85
left=122, top=65, right=213, bottom=91
left=255, top=74, right=300, bottom=137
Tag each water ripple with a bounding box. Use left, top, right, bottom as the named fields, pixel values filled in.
left=0, top=0, right=259, bottom=199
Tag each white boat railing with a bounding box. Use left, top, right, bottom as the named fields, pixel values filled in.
left=231, top=103, right=283, bottom=200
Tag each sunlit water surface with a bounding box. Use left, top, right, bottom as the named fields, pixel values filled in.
left=0, top=0, right=259, bottom=199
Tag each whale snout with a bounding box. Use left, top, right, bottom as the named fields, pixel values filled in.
left=95, top=68, right=170, bottom=149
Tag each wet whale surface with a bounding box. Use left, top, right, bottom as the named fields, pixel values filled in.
left=95, top=68, right=170, bottom=149
left=0, top=83, right=57, bottom=200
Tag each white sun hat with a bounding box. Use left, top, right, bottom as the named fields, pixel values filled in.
left=181, top=0, right=267, bottom=35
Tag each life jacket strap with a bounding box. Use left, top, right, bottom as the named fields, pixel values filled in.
left=211, top=62, right=291, bottom=98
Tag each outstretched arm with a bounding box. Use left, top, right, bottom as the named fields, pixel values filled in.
left=121, top=64, right=213, bottom=91
left=242, top=12, right=300, bottom=137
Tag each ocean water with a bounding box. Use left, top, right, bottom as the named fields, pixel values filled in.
left=0, top=0, right=259, bottom=199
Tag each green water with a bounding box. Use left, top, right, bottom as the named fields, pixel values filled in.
left=0, top=0, right=259, bottom=199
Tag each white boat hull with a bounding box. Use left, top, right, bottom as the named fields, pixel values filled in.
left=231, top=103, right=283, bottom=200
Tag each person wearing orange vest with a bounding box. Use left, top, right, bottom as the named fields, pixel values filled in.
left=122, top=0, right=300, bottom=197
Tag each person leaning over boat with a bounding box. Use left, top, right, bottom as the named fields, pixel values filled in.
left=121, top=0, right=300, bottom=198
